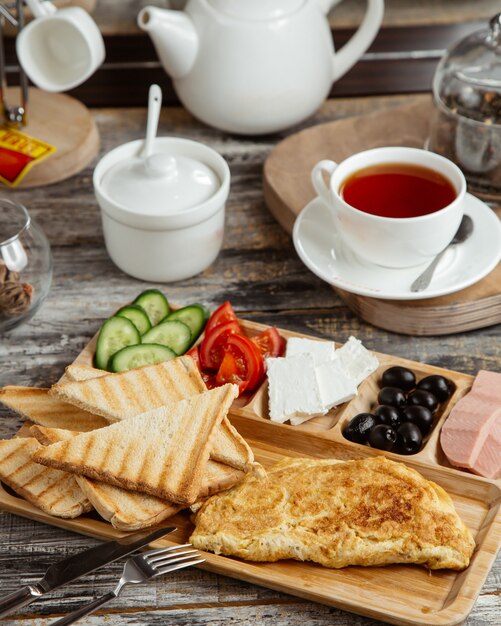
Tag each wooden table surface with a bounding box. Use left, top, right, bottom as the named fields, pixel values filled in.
left=1, top=10, right=499, bottom=626
left=0, top=92, right=499, bottom=625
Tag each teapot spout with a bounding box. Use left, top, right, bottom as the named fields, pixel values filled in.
left=137, top=6, right=198, bottom=80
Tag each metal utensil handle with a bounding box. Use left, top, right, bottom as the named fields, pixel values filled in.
left=0, top=0, right=28, bottom=126
left=410, top=248, right=447, bottom=292
left=51, top=591, right=117, bottom=626
left=0, top=585, right=41, bottom=619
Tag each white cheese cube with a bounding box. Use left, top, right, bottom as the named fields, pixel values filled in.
left=267, top=354, right=325, bottom=423
left=316, top=360, right=358, bottom=411
left=285, top=337, right=335, bottom=365
left=332, top=336, right=379, bottom=386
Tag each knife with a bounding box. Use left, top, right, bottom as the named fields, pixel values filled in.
left=0, top=525, right=176, bottom=619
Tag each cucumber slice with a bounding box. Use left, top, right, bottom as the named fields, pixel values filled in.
left=167, top=304, right=207, bottom=344
left=141, top=320, right=192, bottom=355
left=133, top=289, right=170, bottom=325
left=109, top=343, right=176, bottom=373
left=194, top=302, right=211, bottom=321
left=115, top=305, right=152, bottom=335
left=95, top=316, right=141, bottom=371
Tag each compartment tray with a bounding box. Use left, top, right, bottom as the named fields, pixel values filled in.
left=1, top=319, right=499, bottom=626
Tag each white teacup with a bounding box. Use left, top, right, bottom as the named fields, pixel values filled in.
left=16, top=0, right=105, bottom=93
left=311, top=147, right=467, bottom=269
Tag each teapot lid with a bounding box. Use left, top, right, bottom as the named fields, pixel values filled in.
left=433, top=13, right=501, bottom=123
left=208, top=0, right=304, bottom=21
left=101, top=153, right=220, bottom=215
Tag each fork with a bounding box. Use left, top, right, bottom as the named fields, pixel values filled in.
left=51, top=544, right=205, bottom=625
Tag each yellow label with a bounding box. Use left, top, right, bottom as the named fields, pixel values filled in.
left=0, top=126, right=56, bottom=187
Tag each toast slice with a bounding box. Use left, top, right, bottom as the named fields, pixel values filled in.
left=76, top=462, right=243, bottom=532
left=31, top=425, right=244, bottom=531
left=32, top=384, right=239, bottom=505
left=0, top=437, right=92, bottom=518
left=212, top=419, right=254, bottom=471
left=64, top=364, right=105, bottom=382
left=50, top=356, right=206, bottom=422
left=55, top=357, right=255, bottom=471
left=0, top=386, right=107, bottom=431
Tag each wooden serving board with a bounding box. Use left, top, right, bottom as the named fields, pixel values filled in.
left=2, top=88, right=99, bottom=188
left=263, top=98, right=501, bottom=336
left=1, top=320, right=500, bottom=626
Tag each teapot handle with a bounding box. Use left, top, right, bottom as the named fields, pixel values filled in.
left=316, top=0, right=343, bottom=15
left=332, top=0, right=384, bottom=82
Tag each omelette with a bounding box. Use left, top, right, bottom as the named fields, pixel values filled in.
left=190, top=456, right=475, bottom=570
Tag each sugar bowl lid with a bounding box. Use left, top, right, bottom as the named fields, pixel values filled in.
left=433, top=13, right=501, bottom=123
left=94, top=137, right=230, bottom=231
left=101, top=151, right=220, bottom=216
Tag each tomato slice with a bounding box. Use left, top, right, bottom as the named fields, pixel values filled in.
left=215, top=351, right=249, bottom=393
left=205, top=301, right=238, bottom=334
left=202, top=371, right=218, bottom=389
left=186, top=345, right=201, bottom=370
left=222, top=333, right=265, bottom=392
left=251, top=327, right=286, bottom=360
left=199, top=320, right=241, bottom=370
left=186, top=345, right=217, bottom=388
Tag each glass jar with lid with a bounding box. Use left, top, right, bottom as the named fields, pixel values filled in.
left=0, top=199, right=52, bottom=332
left=428, top=14, right=501, bottom=199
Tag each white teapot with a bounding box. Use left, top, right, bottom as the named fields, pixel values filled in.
left=138, top=0, right=384, bottom=135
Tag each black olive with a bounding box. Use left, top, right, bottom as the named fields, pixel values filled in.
left=394, top=422, right=423, bottom=455
left=400, top=405, right=434, bottom=435
left=417, top=375, right=454, bottom=402
left=381, top=366, right=416, bottom=392
left=374, top=404, right=401, bottom=428
left=368, top=424, right=397, bottom=451
left=343, top=413, right=378, bottom=444
left=377, top=387, right=407, bottom=408
left=407, top=389, right=438, bottom=412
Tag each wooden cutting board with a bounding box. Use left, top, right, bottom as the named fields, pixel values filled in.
left=2, top=88, right=99, bottom=188
left=263, top=98, right=501, bottom=336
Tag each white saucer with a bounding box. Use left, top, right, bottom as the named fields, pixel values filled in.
left=292, top=193, right=501, bottom=301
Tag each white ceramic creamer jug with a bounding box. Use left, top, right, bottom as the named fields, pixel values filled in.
left=138, top=0, right=384, bottom=134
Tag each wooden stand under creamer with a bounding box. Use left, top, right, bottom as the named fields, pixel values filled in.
left=263, top=99, right=501, bottom=336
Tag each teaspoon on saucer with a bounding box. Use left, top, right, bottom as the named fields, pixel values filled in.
left=410, top=214, right=474, bottom=292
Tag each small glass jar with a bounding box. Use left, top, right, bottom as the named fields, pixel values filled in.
left=428, top=14, right=501, bottom=199
left=0, top=199, right=52, bottom=332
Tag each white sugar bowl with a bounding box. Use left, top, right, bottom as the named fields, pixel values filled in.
left=93, top=137, right=230, bottom=282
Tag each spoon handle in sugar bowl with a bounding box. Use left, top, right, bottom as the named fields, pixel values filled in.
left=143, top=84, right=162, bottom=158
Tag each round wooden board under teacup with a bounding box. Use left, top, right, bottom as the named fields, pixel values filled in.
left=263, top=98, right=501, bottom=336
left=1, top=87, right=99, bottom=188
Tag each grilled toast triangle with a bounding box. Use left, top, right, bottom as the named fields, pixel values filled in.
left=64, top=363, right=104, bottom=382
left=54, top=357, right=254, bottom=471
left=0, top=437, right=92, bottom=518
left=0, top=386, right=107, bottom=431
left=31, top=425, right=245, bottom=531
left=50, top=356, right=206, bottom=422
left=32, top=384, right=239, bottom=505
